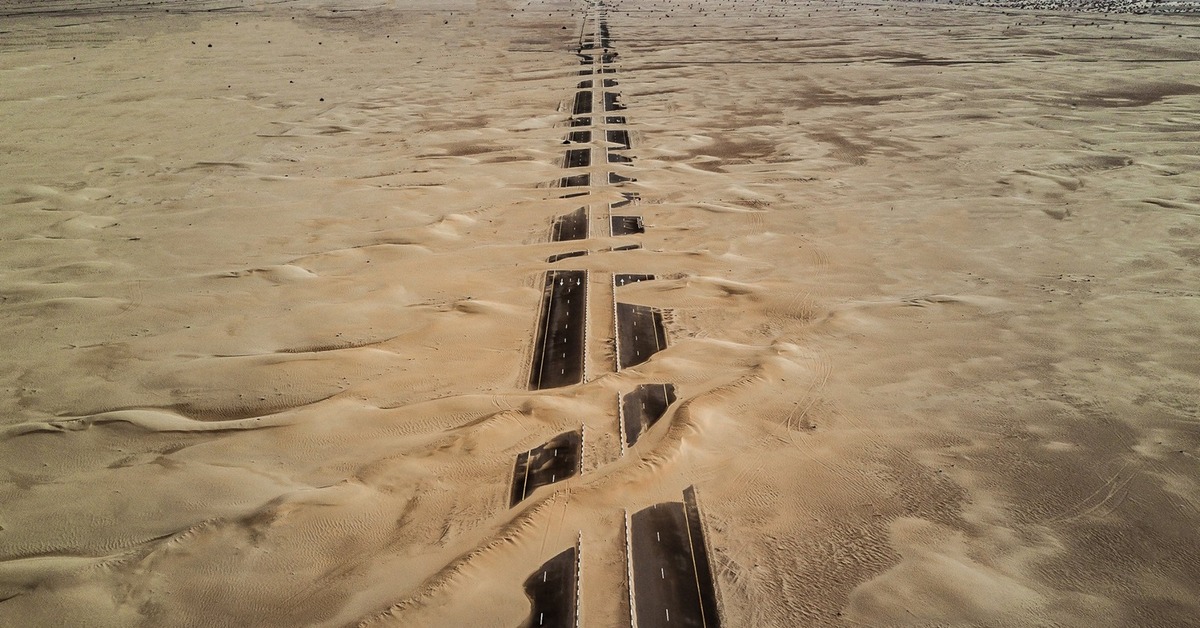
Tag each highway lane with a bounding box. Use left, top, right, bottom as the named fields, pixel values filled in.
left=552, top=207, right=589, bottom=241
left=611, top=192, right=639, bottom=209
left=510, top=430, right=582, bottom=506
left=621, top=383, right=677, bottom=448
left=573, top=90, right=593, bottom=115
left=615, top=302, right=666, bottom=370
left=630, top=494, right=721, bottom=628
left=565, top=148, right=591, bottom=168
left=604, top=92, right=625, bottom=111
left=610, top=215, right=643, bottom=236
left=547, top=250, right=587, bottom=264
left=606, top=129, right=631, bottom=150
left=521, top=546, right=579, bottom=628
left=683, top=486, right=721, bottom=628
left=529, top=270, right=588, bottom=389
left=560, top=173, right=590, bottom=187
left=614, top=273, right=654, bottom=286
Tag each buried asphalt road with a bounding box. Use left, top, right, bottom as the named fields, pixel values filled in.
left=530, top=270, right=588, bottom=389
left=521, top=545, right=579, bottom=628
left=630, top=489, right=721, bottom=628
left=552, top=206, right=589, bottom=241
left=621, top=383, right=677, bottom=448
left=510, top=430, right=583, bottom=506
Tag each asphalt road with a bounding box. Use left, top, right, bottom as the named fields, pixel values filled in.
left=621, top=383, right=677, bottom=448
left=614, top=273, right=654, bottom=286
left=630, top=495, right=720, bottom=628
left=683, top=486, right=721, bottom=628
left=552, top=207, right=588, bottom=241
left=611, top=215, right=643, bottom=236
left=529, top=270, right=587, bottom=389
left=611, top=192, right=639, bottom=209
left=547, top=250, right=587, bottom=264
left=573, top=90, right=593, bottom=115
left=606, top=129, right=631, bottom=150
left=616, top=302, right=666, bottom=370
left=565, top=148, right=591, bottom=168
left=604, top=92, right=625, bottom=111
left=510, top=430, right=583, bottom=506
left=521, top=546, right=578, bottom=628
left=560, top=173, right=590, bottom=188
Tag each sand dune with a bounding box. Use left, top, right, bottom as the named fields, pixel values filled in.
left=2, top=0, right=1199, bottom=626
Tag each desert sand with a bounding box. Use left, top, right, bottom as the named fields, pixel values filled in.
left=2, top=0, right=1199, bottom=626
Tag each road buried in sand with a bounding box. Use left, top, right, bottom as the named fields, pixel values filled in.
left=510, top=430, right=583, bottom=507
left=530, top=270, right=587, bottom=389
left=630, top=487, right=721, bottom=628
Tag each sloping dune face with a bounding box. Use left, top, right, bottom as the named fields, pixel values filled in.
left=2, top=0, right=1199, bottom=627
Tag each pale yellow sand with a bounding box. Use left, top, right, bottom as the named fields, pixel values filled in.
left=2, top=0, right=1199, bottom=626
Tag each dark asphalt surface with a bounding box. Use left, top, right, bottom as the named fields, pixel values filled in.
left=552, top=207, right=588, bottom=241
left=529, top=270, right=587, bottom=389
left=611, top=215, right=644, bottom=236
left=547, top=250, right=587, bottom=264
left=604, top=92, right=625, bottom=111
left=614, top=273, right=654, bottom=286
left=565, top=148, right=591, bottom=168
left=608, top=151, right=633, bottom=164
left=570, top=117, right=591, bottom=128
left=567, top=129, right=591, bottom=143
left=622, top=383, right=677, bottom=447
left=606, top=129, right=631, bottom=150
left=606, top=115, right=626, bottom=125
left=616, top=302, right=666, bottom=370
left=560, top=173, right=590, bottom=187
left=611, top=192, right=639, bottom=209
left=684, top=486, right=721, bottom=628
left=612, top=243, right=641, bottom=251
left=630, top=495, right=720, bottom=628
left=573, top=90, right=593, bottom=115
left=521, top=546, right=578, bottom=628
left=510, top=430, right=583, bottom=506
left=609, top=172, right=635, bottom=184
